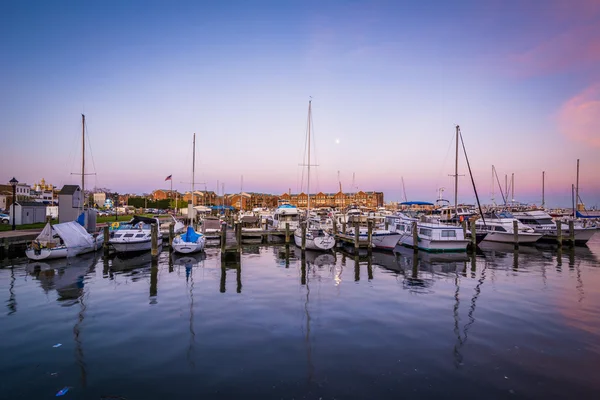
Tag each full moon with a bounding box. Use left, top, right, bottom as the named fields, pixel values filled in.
left=335, top=138, right=340, bottom=144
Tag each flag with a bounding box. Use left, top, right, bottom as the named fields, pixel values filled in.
left=165, top=175, right=172, bottom=181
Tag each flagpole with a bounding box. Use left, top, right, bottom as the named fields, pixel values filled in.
left=170, top=177, right=173, bottom=210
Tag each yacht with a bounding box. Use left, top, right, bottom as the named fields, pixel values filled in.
left=272, top=203, right=300, bottom=230
left=109, top=215, right=162, bottom=253
left=343, top=224, right=401, bottom=250
left=475, top=212, right=542, bottom=244
left=386, top=213, right=470, bottom=252
left=512, top=209, right=596, bottom=244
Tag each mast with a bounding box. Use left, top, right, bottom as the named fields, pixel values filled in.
left=401, top=177, right=408, bottom=203
left=191, top=133, right=195, bottom=225
left=491, top=166, right=495, bottom=205
left=504, top=175, right=508, bottom=204
left=572, top=184, right=576, bottom=219
left=542, top=171, right=545, bottom=209
left=307, top=100, right=312, bottom=214
left=81, top=114, right=85, bottom=209
left=454, top=125, right=459, bottom=215
left=240, top=175, right=243, bottom=211
left=511, top=173, right=514, bottom=203
left=576, top=159, right=580, bottom=215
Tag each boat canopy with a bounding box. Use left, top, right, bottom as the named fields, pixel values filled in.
left=400, top=201, right=433, bottom=206
left=128, top=215, right=159, bottom=226
left=210, top=205, right=235, bottom=211
left=35, top=222, right=94, bottom=249
left=180, top=226, right=203, bottom=243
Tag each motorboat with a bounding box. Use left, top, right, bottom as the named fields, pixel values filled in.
left=386, top=213, right=470, bottom=252
left=343, top=225, right=401, bottom=250
left=512, top=209, right=596, bottom=244
left=109, top=215, right=162, bottom=253
left=26, top=221, right=104, bottom=260
left=475, top=211, right=542, bottom=244
left=172, top=226, right=206, bottom=254
left=272, top=203, right=300, bottom=230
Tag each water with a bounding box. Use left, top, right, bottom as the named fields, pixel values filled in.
left=1, top=236, right=600, bottom=399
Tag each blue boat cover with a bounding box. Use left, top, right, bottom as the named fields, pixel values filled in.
left=180, top=226, right=203, bottom=243
left=76, top=212, right=85, bottom=226
left=400, top=201, right=433, bottom=206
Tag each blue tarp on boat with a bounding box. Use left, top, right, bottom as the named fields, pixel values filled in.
left=180, top=226, right=203, bottom=243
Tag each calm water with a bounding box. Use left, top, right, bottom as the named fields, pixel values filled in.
left=1, top=235, right=600, bottom=399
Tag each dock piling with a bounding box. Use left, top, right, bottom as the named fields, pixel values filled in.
left=103, top=226, right=110, bottom=255
left=569, top=220, right=575, bottom=246
left=220, top=223, right=226, bottom=252
left=301, top=222, right=306, bottom=251
left=151, top=223, right=158, bottom=259
left=367, top=219, right=373, bottom=254
left=557, top=220, right=563, bottom=246
left=354, top=222, right=360, bottom=250
left=513, top=220, right=519, bottom=249
left=470, top=219, right=476, bottom=249
left=285, top=223, right=290, bottom=244
left=333, top=219, right=337, bottom=235
left=169, top=223, right=174, bottom=249
left=412, top=221, right=418, bottom=252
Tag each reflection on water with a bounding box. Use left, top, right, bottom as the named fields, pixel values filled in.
left=1, top=236, right=599, bottom=399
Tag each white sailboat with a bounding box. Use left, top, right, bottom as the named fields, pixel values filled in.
left=293, top=100, right=336, bottom=251
left=172, top=133, right=206, bottom=254
left=26, top=114, right=104, bottom=260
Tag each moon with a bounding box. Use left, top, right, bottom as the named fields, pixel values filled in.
left=335, top=138, right=340, bottom=144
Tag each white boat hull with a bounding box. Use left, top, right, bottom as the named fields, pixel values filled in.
left=371, top=232, right=402, bottom=250
left=110, top=238, right=163, bottom=253
left=293, top=230, right=336, bottom=251
left=172, top=238, right=205, bottom=254
left=483, top=232, right=542, bottom=244
left=398, top=235, right=470, bottom=252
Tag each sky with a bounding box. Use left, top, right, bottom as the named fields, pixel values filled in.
left=1, top=0, right=599, bottom=208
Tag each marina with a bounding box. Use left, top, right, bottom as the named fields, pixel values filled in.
left=1, top=235, right=599, bottom=399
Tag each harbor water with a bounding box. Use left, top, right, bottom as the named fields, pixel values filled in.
left=1, top=236, right=600, bottom=399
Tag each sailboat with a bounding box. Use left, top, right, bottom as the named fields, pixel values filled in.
left=293, top=100, right=336, bottom=251
left=26, top=115, right=104, bottom=260
left=172, top=133, right=206, bottom=254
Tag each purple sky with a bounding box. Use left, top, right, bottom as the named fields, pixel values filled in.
left=1, top=0, right=599, bottom=208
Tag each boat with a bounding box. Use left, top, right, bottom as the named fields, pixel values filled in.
left=475, top=211, right=542, bottom=244
left=172, top=226, right=206, bottom=253
left=292, top=100, right=336, bottom=251
left=386, top=213, right=470, bottom=252
left=26, top=221, right=104, bottom=260
left=173, top=133, right=205, bottom=254
left=272, top=202, right=300, bottom=230
left=343, top=224, right=402, bottom=250
left=108, top=215, right=162, bottom=253
left=512, top=209, right=596, bottom=244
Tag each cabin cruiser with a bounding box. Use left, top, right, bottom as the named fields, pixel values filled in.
left=386, top=213, right=470, bottom=252
left=511, top=209, right=596, bottom=244
left=109, top=215, right=162, bottom=253
left=343, top=225, right=401, bottom=250
left=437, top=205, right=478, bottom=224
left=271, top=203, right=300, bottom=230
left=475, top=211, right=542, bottom=244
left=26, top=221, right=104, bottom=260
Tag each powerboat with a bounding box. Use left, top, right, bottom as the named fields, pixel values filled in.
left=386, top=213, right=470, bottom=252
left=109, top=215, right=162, bottom=253
left=475, top=211, right=542, bottom=244
left=512, top=209, right=596, bottom=244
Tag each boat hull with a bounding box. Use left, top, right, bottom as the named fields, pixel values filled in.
left=398, top=235, right=470, bottom=252
left=293, top=231, right=336, bottom=251
left=172, top=238, right=205, bottom=254
left=26, top=236, right=104, bottom=260
left=110, top=238, right=163, bottom=253
left=482, top=232, right=542, bottom=244
left=371, top=232, right=402, bottom=250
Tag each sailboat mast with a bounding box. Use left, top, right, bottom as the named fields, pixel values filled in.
left=511, top=173, right=515, bottom=203
left=542, top=171, right=545, bottom=209
left=454, top=125, right=459, bottom=215
left=307, top=100, right=311, bottom=214
left=191, top=133, right=195, bottom=225
left=576, top=159, right=580, bottom=215
left=81, top=114, right=85, bottom=208
left=491, top=166, right=495, bottom=205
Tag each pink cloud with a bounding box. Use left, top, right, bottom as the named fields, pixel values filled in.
left=558, top=83, right=600, bottom=147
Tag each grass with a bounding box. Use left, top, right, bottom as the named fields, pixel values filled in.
left=0, top=214, right=170, bottom=232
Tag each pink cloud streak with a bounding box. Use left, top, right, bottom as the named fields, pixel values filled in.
left=558, top=83, right=600, bottom=147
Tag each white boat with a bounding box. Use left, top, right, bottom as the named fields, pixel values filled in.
left=272, top=203, right=300, bottom=230
left=512, top=209, right=597, bottom=244
left=26, top=221, right=104, bottom=260
left=475, top=212, right=542, bottom=244
left=173, top=133, right=206, bottom=254
left=344, top=225, right=401, bottom=250
left=386, top=213, right=470, bottom=252
left=172, top=226, right=206, bottom=254
left=109, top=215, right=162, bottom=253
left=292, top=100, right=336, bottom=251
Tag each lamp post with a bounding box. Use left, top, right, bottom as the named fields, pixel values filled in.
left=9, top=177, right=18, bottom=231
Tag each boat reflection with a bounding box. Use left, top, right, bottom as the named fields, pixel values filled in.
left=172, top=252, right=206, bottom=282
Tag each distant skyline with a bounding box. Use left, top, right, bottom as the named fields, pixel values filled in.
left=1, top=0, right=599, bottom=208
